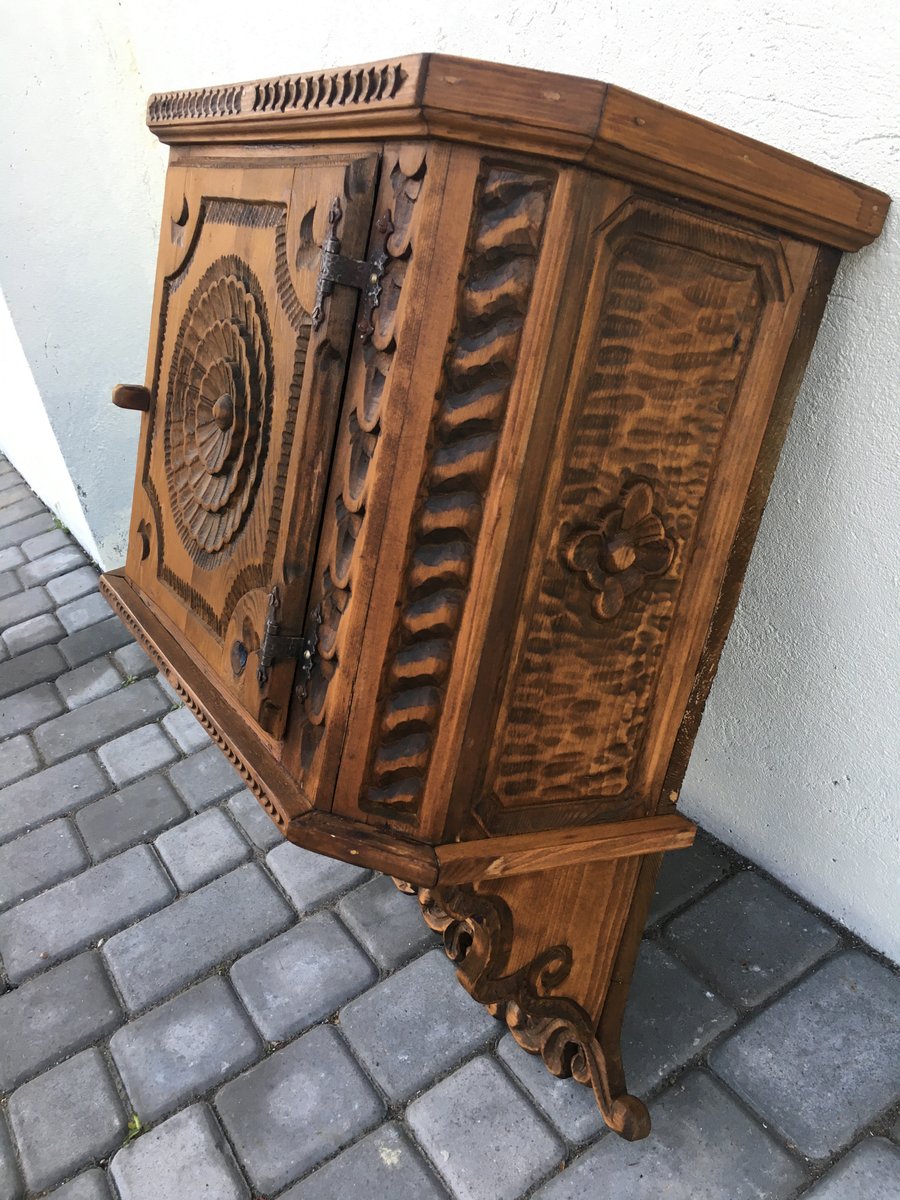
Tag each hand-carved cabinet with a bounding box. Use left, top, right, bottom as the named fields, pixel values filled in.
left=102, top=54, right=888, bottom=1139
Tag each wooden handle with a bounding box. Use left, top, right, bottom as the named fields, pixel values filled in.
left=112, top=384, right=151, bottom=412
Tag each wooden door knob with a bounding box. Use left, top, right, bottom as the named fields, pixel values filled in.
left=112, top=384, right=151, bottom=412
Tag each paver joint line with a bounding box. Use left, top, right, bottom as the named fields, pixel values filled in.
left=0, top=459, right=896, bottom=1200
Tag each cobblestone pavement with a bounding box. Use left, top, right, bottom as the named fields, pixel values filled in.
left=0, top=457, right=898, bottom=1200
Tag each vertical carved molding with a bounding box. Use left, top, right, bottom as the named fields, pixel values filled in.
left=298, top=154, right=428, bottom=766
left=361, top=163, right=553, bottom=820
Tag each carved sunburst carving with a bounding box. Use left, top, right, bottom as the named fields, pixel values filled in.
left=165, top=255, right=273, bottom=565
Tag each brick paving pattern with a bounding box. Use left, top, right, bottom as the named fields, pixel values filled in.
left=0, top=457, right=897, bottom=1199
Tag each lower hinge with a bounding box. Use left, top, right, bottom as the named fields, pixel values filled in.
left=257, top=585, right=320, bottom=690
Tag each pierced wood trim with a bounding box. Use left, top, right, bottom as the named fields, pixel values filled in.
left=146, top=54, right=887, bottom=250
left=435, top=813, right=695, bottom=884
left=359, top=161, right=553, bottom=822
left=415, top=880, right=650, bottom=1140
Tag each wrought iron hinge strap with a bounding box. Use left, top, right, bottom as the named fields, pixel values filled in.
left=312, top=196, right=394, bottom=341
left=257, top=585, right=320, bottom=689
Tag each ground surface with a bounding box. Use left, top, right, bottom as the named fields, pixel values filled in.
left=0, top=456, right=897, bottom=1200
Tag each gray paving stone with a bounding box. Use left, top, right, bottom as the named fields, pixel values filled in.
left=59, top=617, right=133, bottom=668
left=47, top=565, right=101, bottom=606
left=0, top=733, right=38, bottom=787
left=649, top=836, right=732, bottom=924
left=340, top=947, right=498, bottom=1102
left=0, top=1114, right=23, bottom=1200
left=0, top=753, right=109, bottom=843
left=20, top=527, right=70, bottom=560
left=0, top=641, right=66, bottom=698
left=337, top=873, right=439, bottom=970
left=0, top=844, right=175, bottom=982
left=0, top=951, right=122, bottom=1091
left=57, top=656, right=122, bottom=709
left=534, top=1072, right=804, bottom=1200
left=0, top=512, right=52, bottom=552
left=18, top=546, right=87, bottom=588
left=216, top=1025, right=384, bottom=1193
left=0, top=545, right=24, bottom=571
left=803, top=1137, right=900, bottom=1198
left=0, top=483, right=31, bottom=510
left=283, top=1122, right=445, bottom=1200
left=3, top=611, right=64, bottom=656
left=711, top=950, right=900, bottom=1159
left=497, top=1032, right=606, bottom=1145
left=231, top=911, right=377, bottom=1041
left=103, top=862, right=294, bottom=1012
left=0, top=569, right=22, bottom=600
left=161, top=703, right=211, bottom=753
left=45, top=1168, right=111, bottom=1199
left=109, top=1104, right=249, bottom=1200
left=57, top=592, right=113, bottom=635
left=226, top=788, right=284, bottom=850
left=0, top=817, right=89, bottom=911
left=0, top=680, right=64, bottom=738
left=621, top=940, right=737, bottom=1096
left=665, top=871, right=840, bottom=1007
left=75, top=775, right=187, bottom=861
left=33, top=678, right=169, bottom=764
left=7, top=1047, right=126, bottom=1193
left=112, top=642, right=155, bottom=680
left=110, top=976, right=261, bottom=1122
left=266, top=840, right=371, bottom=913
left=155, top=807, right=250, bottom=891
left=0, top=495, right=44, bottom=529
left=97, top=722, right=179, bottom=785
left=0, top=584, right=53, bottom=629
left=167, top=744, right=244, bottom=811
left=408, top=1056, right=565, bottom=1200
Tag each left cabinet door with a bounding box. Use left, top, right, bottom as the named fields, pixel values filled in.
left=123, top=148, right=380, bottom=743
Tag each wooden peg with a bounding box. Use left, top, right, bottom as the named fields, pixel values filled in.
left=112, top=384, right=151, bottom=412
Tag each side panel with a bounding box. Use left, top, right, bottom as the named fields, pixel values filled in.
left=473, top=193, right=817, bottom=835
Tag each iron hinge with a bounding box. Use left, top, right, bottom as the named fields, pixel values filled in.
left=257, top=585, right=320, bottom=689
left=312, top=196, right=394, bottom=341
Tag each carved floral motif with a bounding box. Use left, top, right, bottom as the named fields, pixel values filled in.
left=562, top=480, right=674, bottom=620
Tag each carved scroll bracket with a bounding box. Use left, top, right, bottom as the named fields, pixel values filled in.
left=413, top=883, right=650, bottom=1140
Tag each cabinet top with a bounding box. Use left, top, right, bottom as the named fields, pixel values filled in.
left=147, top=53, right=887, bottom=251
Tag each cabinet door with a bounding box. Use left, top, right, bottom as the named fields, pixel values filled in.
left=125, top=148, right=379, bottom=742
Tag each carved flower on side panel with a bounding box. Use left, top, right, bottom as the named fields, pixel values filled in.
left=562, top=481, right=675, bottom=621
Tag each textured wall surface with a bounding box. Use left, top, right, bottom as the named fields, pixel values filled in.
left=0, top=0, right=896, bottom=957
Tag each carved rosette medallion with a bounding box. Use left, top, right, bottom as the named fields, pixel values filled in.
left=562, top=480, right=675, bottom=620
left=165, top=255, right=273, bottom=566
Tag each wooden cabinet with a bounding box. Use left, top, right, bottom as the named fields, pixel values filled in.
left=102, top=54, right=888, bottom=1140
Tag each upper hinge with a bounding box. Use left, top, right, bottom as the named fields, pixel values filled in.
left=256, top=585, right=320, bottom=689
left=312, top=196, right=394, bottom=341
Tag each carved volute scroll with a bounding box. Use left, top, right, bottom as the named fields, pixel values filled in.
left=360, top=162, right=554, bottom=822
left=413, top=872, right=650, bottom=1140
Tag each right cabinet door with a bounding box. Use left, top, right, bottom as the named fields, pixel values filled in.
left=475, top=191, right=816, bottom=837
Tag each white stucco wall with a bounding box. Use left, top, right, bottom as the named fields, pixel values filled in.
left=1, top=1, right=897, bottom=958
